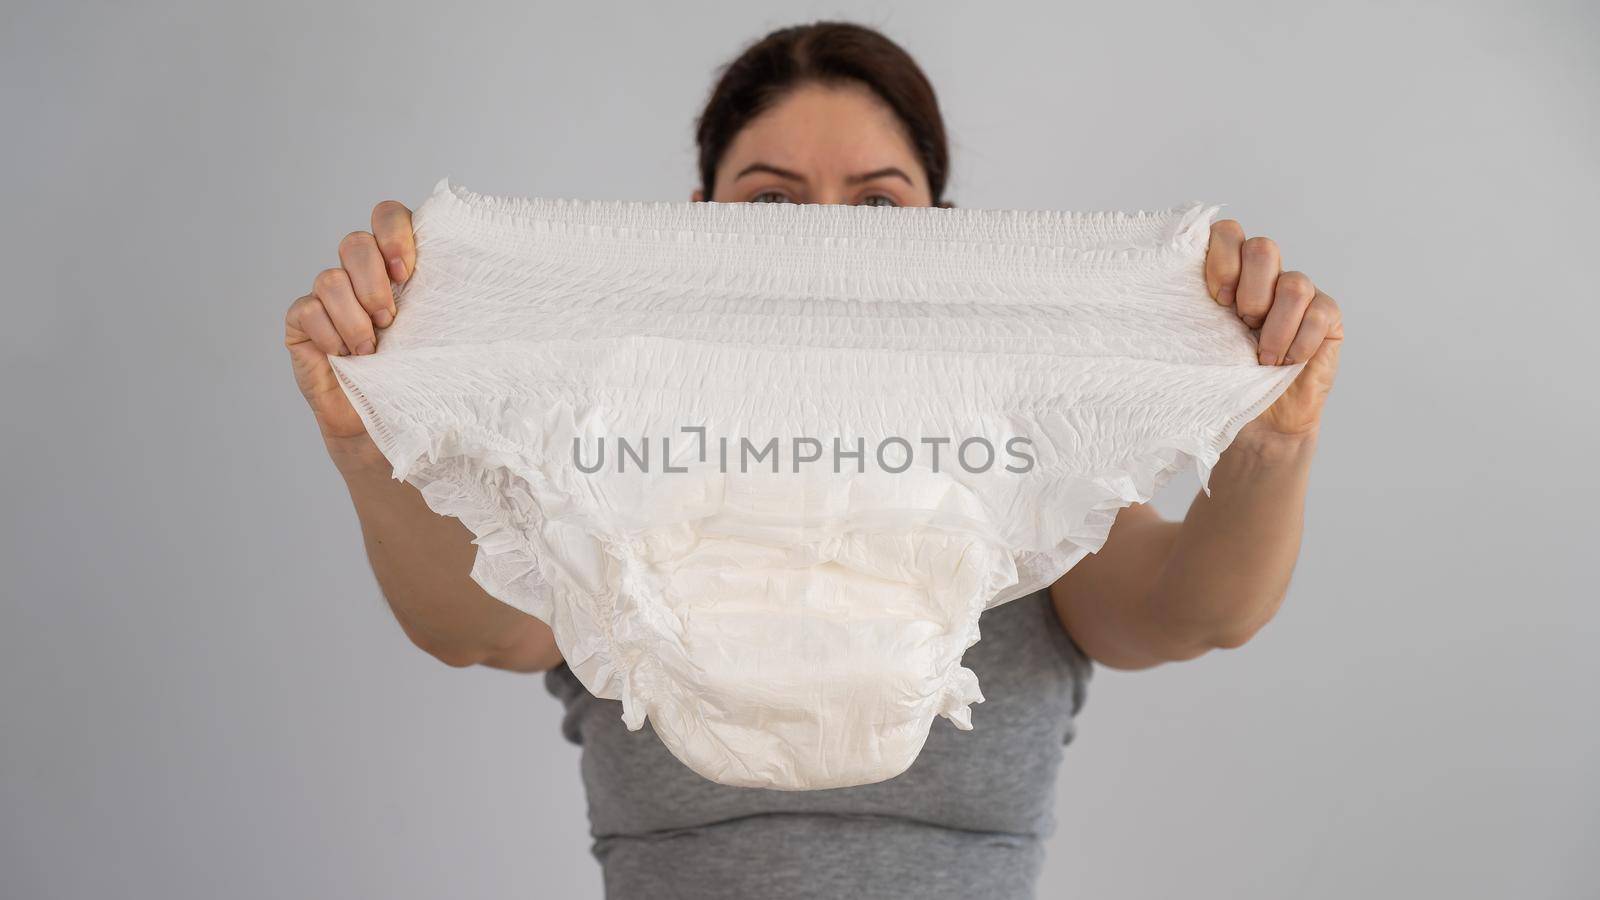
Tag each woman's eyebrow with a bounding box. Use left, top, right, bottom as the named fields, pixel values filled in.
left=846, top=167, right=913, bottom=186
left=734, top=162, right=806, bottom=182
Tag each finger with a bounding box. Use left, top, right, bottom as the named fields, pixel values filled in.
left=1258, top=271, right=1316, bottom=365
left=1235, top=236, right=1280, bottom=328
left=312, top=267, right=377, bottom=356
left=1205, top=219, right=1245, bottom=307
left=371, top=201, right=416, bottom=284
left=1284, top=290, right=1342, bottom=366
left=338, top=230, right=396, bottom=328
left=286, top=293, right=348, bottom=358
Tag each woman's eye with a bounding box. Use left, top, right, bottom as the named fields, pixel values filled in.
left=751, top=191, right=792, bottom=204
left=859, top=195, right=899, bottom=208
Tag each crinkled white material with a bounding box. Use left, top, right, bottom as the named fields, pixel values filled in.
left=328, top=179, right=1305, bottom=791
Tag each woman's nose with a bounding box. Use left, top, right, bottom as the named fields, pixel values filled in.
left=812, top=185, right=848, bottom=206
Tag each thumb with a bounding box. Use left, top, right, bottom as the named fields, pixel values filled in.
left=284, top=320, right=365, bottom=441
left=1299, top=320, right=1343, bottom=397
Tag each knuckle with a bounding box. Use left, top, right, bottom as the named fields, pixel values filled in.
left=1241, top=236, right=1278, bottom=260
left=339, top=230, right=374, bottom=255
left=1210, top=219, right=1245, bottom=242
left=1279, top=270, right=1314, bottom=298
left=313, top=267, right=347, bottom=293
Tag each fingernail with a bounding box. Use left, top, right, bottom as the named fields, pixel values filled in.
left=373, top=308, right=393, bottom=328
left=356, top=339, right=375, bottom=356
left=1259, top=350, right=1277, bottom=366
left=1218, top=286, right=1235, bottom=307
left=388, top=257, right=407, bottom=282
left=1281, top=355, right=1295, bottom=365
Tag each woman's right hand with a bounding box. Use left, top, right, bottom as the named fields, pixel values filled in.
left=285, top=201, right=417, bottom=467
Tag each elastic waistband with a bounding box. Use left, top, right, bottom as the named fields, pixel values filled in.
left=413, top=178, right=1220, bottom=292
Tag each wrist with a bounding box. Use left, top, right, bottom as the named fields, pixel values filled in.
left=1231, top=421, right=1320, bottom=466
left=324, top=433, right=392, bottom=481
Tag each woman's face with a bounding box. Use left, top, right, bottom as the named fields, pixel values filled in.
left=695, top=81, right=935, bottom=208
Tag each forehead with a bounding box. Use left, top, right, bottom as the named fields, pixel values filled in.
left=719, top=82, right=924, bottom=178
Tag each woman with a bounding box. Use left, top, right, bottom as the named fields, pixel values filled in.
left=284, top=21, right=1342, bottom=900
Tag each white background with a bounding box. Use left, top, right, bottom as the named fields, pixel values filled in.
left=2, top=1, right=1595, bottom=897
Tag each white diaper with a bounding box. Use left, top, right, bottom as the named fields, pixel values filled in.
left=327, top=179, right=1304, bottom=790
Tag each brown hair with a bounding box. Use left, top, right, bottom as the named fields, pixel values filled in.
left=694, top=21, right=951, bottom=205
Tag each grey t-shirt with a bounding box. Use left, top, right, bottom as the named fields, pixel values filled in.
left=542, top=587, right=1093, bottom=900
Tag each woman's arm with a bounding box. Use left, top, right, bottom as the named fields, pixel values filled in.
left=1051, top=220, right=1343, bottom=670
left=288, top=200, right=562, bottom=673
left=1050, top=425, right=1317, bottom=670
left=335, top=447, right=564, bottom=672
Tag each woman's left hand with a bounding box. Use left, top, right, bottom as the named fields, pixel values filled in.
left=1204, top=220, right=1345, bottom=442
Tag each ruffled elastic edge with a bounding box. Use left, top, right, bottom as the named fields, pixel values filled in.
left=327, top=359, right=550, bottom=616
left=329, top=354, right=643, bottom=723
left=931, top=357, right=1302, bottom=731
left=1004, top=358, right=1306, bottom=598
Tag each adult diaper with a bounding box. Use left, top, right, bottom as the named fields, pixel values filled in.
left=328, top=180, right=1304, bottom=790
